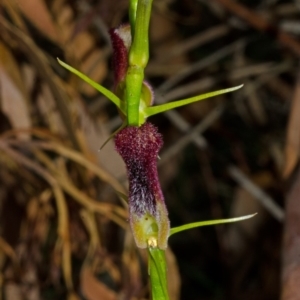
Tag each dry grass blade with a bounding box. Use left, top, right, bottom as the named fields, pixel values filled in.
left=53, top=185, right=73, bottom=291
left=80, top=209, right=101, bottom=264
left=5, top=137, right=126, bottom=196
left=2, top=131, right=127, bottom=207
left=282, top=169, right=300, bottom=299
left=0, top=16, right=81, bottom=150
left=0, top=138, right=126, bottom=226
left=0, top=237, right=17, bottom=263
left=17, top=0, right=61, bottom=43
left=2, top=0, right=28, bottom=33
left=227, top=166, right=284, bottom=222
left=0, top=140, right=56, bottom=185
left=213, top=0, right=300, bottom=56
left=32, top=149, right=127, bottom=227
left=0, top=42, right=31, bottom=138
left=283, top=76, right=300, bottom=178
left=39, top=142, right=126, bottom=196
left=122, top=232, right=143, bottom=299
left=166, top=248, right=181, bottom=300
left=80, top=267, right=117, bottom=300
left=158, top=38, right=247, bottom=92
left=160, top=105, right=224, bottom=164
left=153, top=25, right=230, bottom=64
left=0, top=140, right=74, bottom=292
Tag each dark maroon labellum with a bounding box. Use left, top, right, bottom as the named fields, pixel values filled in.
left=115, top=122, right=170, bottom=249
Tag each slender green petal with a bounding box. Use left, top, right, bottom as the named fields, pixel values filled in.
left=169, top=213, right=257, bottom=236
left=148, top=247, right=169, bottom=300
left=146, top=84, right=244, bottom=117
left=57, top=58, right=125, bottom=114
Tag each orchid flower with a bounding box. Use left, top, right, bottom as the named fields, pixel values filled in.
left=57, top=0, right=255, bottom=299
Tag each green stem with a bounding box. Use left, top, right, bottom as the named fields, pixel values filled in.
left=148, top=248, right=169, bottom=300
left=126, top=0, right=153, bottom=126
left=129, top=0, right=138, bottom=35
left=129, top=0, right=152, bottom=68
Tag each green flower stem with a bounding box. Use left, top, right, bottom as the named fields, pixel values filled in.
left=126, top=0, right=153, bottom=126
left=129, top=0, right=152, bottom=68
left=148, top=247, right=169, bottom=300
left=125, top=66, right=144, bottom=125
left=129, top=0, right=138, bottom=36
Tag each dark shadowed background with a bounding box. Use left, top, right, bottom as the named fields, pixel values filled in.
left=0, top=0, right=299, bottom=299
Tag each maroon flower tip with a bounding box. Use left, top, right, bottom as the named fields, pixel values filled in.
left=109, top=24, right=131, bottom=86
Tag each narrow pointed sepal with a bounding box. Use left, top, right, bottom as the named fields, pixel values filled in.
left=57, top=58, right=124, bottom=114
left=99, top=121, right=127, bottom=150
left=145, top=84, right=244, bottom=118
left=169, top=213, right=257, bottom=236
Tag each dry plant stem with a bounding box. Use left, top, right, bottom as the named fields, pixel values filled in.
left=159, top=105, right=224, bottom=164
left=160, top=61, right=291, bottom=103
left=227, top=166, right=284, bottom=222
left=0, top=140, right=57, bottom=186
left=32, top=149, right=128, bottom=228
left=35, top=141, right=126, bottom=195
left=0, top=141, right=74, bottom=290
left=122, top=232, right=143, bottom=298
left=52, top=185, right=73, bottom=291
left=158, top=38, right=247, bottom=92
left=152, top=24, right=230, bottom=64
left=0, top=140, right=126, bottom=227
left=283, top=74, right=300, bottom=178
left=0, top=16, right=81, bottom=150
left=281, top=168, right=300, bottom=299
left=76, top=2, right=112, bottom=46
left=159, top=61, right=290, bottom=98
left=0, top=237, right=17, bottom=264
left=3, top=137, right=126, bottom=197
left=213, top=0, right=300, bottom=56
left=50, top=158, right=73, bottom=292
left=80, top=209, right=101, bottom=264
left=2, top=0, right=29, bottom=33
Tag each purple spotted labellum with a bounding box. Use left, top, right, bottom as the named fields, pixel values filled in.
left=115, top=122, right=170, bottom=249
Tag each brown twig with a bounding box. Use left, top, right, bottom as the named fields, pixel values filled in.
left=281, top=168, right=300, bottom=299
left=0, top=16, right=81, bottom=150
left=213, top=0, right=300, bottom=56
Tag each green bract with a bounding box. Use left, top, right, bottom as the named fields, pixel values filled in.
left=57, top=57, right=243, bottom=126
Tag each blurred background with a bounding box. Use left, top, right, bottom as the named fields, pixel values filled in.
left=0, top=0, right=299, bottom=299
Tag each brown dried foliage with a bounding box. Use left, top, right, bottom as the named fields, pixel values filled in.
left=0, top=0, right=299, bottom=299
